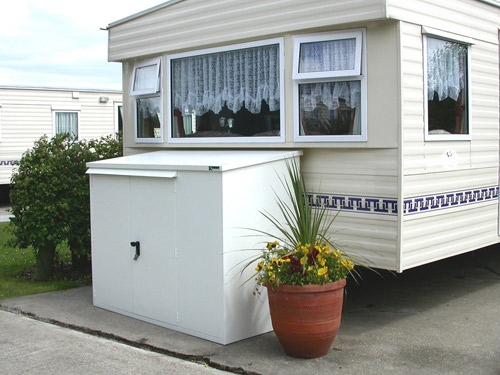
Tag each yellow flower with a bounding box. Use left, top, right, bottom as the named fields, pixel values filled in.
left=341, top=259, right=354, bottom=271
left=308, top=266, right=313, bottom=272
left=323, top=245, right=330, bottom=254
left=301, top=246, right=309, bottom=255
left=255, top=261, right=264, bottom=272
left=266, top=241, right=279, bottom=250
left=318, top=267, right=328, bottom=276
left=272, top=257, right=278, bottom=264
left=300, top=256, right=308, bottom=265
left=315, top=245, right=322, bottom=254
left=268, top=272, right=276, bottom=283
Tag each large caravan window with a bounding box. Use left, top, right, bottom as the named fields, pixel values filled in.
left=168, top=39, right=284, bottom=143
left=425, top=36, right=470, bottom=140
left=131, top=58, right=163, bottom=143
left=54, top=111, right=79, bottom=139
left=293, top=30, right=366, bottom=142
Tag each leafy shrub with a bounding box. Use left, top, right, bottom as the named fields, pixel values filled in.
left=10, top=133, right=122, bottom=280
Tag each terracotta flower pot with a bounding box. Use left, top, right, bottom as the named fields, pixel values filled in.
left=266, top=278, right=346, bottom=359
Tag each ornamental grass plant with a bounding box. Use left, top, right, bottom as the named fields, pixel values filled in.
left=251, top=160, right=355, bottom=288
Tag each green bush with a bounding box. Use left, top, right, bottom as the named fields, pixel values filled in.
left=9, top=133, right=122, bottom=280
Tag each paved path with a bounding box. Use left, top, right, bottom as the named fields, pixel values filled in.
left=1, top=244, right=500, bottom=374
left=0, top=310, right=227, bottom=375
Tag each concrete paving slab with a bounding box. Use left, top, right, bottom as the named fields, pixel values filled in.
left=1, top=244, right=499, bottom=374
left=0, top=310, right=227, bottom=375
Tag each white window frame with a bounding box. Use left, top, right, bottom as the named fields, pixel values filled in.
left=166, top=38, right=285, bottom=144
left=131, top=57, right=163, bottom=144
left=130, top=57, right=162, bottom=96
left=423, top=31, right=472, bottom=141
left=293, top=29, right=367, bottom=143
left=52, top=110, right=80, bottom=140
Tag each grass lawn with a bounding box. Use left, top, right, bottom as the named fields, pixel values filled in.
left=0, top=222, right=91, bottom=300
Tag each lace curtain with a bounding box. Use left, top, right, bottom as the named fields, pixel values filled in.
left=138, top=96, right=161, bottom=119
left=300, top=81, right=361, bottom=111
left=298, top=38, right=356, bottom=73
left=171, top=44, right=280, bottom=116
left=427, top=37, right=467, bottom=101
left=55, top=112, right=78, bottom=138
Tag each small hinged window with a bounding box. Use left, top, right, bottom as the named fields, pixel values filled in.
left=293, top=30, right=363, bottom=80
left=131, top=57, right=161, bottom=96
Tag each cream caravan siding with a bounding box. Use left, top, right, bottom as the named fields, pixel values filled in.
left=399, top=17, right=500, bottom=270
left=386, top=0, right=500, bottom=44
left=402, top=205, right=498, bottom=269
left=108, top=0, right=386, bottom=61
left=400, top=24, right=499, bottom=176
left=0, top=87, right=122, bottom=185
left=302, top=149, right=399, bottom=270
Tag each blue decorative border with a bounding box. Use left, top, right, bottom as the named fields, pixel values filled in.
left=308, top=185, right=499, bottom=216
left=0, top=160, right=17, bottom=166
left=308, top=193, right=398, bottom=215
left=403, top=186, right=499, bottom=215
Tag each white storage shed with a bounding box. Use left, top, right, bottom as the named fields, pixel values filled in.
left=88, top=150, right=301, bottom=344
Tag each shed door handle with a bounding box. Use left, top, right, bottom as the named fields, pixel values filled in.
left=130, top=241, right=140, bottom=261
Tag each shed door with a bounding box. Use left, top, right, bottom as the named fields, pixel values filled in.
left=130, top=177, right=177, bottom=324
left=91, top=174, right=177, bottom=326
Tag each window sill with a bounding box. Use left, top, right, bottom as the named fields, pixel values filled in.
left=424, top=134, right=471, bottom=142
left=293, top=134, right=367, bottom=143
left=135, top=138, right=164, bottom=144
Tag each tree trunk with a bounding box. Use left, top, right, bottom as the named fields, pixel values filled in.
left=34, top=246, right=56, bottom=281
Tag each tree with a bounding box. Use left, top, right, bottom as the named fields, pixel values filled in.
left=10, top=133, right=122, bottom=280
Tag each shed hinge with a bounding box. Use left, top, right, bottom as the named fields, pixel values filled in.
left=176, top=312, right=179, bottom=323
left=173, top=181, right=177, bottom=193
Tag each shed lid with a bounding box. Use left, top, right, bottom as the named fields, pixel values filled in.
left=86, top=150, right=302, bottom=173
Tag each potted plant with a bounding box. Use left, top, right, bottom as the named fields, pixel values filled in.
left=251, top=161, right=355, bottom=359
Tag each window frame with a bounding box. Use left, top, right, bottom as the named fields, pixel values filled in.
left=114, top=101, right=123, bottom=135
left=131, top=57, right=164, bottom=144
left=52, top=110, right=80, bottom=140
left=166, top=38, right=285, bottom=144
left=423, top=32, right=472, bottom=142
left=292, top=29, right=367, bottom=143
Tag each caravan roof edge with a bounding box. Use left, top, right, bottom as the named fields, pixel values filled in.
left=106, top=0, right=186, bottom=29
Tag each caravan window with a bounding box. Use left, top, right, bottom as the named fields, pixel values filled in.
left=292, top=30, right=367, bottom=142
left=131, top=58, right=163, bottom=143
left=54, top=111, right=79, bottom=139
left=168, top=39, right=284, bottom=143
left=424, top=36, right=470, bottom=140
